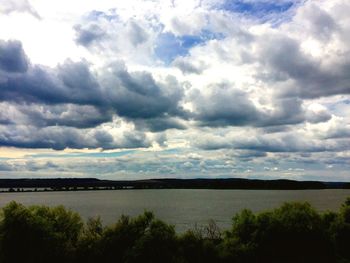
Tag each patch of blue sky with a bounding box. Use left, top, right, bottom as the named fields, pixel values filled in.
left=224, top=1, right=293, bottom=14
left=219, top=0, right=300, bottom=25
left=155, top=30, right=223, bottom=63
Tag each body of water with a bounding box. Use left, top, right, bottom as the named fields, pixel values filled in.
left=1, top=189, right=349, bottom=232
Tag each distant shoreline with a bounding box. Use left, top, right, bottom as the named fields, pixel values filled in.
left=0, top=177, right=349, bottom=193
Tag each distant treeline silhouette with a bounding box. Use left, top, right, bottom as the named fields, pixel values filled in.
left=1, top=178, right=349, bottom=191
left=1, top=199, right=350, bottom=263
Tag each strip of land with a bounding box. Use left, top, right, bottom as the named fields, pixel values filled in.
left=0, top=178, right=349, bottom=192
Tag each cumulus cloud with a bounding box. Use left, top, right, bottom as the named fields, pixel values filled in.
left=0, top=40, right=188, bottom=149
left=0, top=44, right=185, bottom=124
left=0, top=0, right=40, bottom=19
left=74, top=24, right=106, bottom=47
left=0, top=61, right=100, bottom=105
left=127, top=20, right=149, bottom=47
left=254, top=33, right=350, bottom=99
left=0, top=40, right=29, bottom=73
left=0, top=103, right=113, bottom=128
left=190, top=84, right=260, bottom=126
left=189, top=83, right=330, bottom=128
left=193, top=130, right=350, bottom=153
left=133, top=117, right=186, bottom=132
left=72, top=9, right=158, bottom=64
left=0, top=125, right=151, bottom=150
left=109, top=69, right=184, bottom=119
left=172, top=57, right=208, bottom=74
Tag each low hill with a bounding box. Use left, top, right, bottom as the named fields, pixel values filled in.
left=0, top=177, right=349, bottom=191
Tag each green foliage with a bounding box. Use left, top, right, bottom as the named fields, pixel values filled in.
left=1, top=199, right=350, bottom=263
left=221, top=202, right=337, bottom=263
left=77, top=217, right=104, bottom=263
left=178, top=222, right=221, bottom=263
left=0, top=201, right=83, bottom=263
left=84, top=211, right=177, bottom=263
left=330, top=198, right=350, bottom=261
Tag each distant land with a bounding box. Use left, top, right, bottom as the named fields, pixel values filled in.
left=0, top=178, right=349, bottom=192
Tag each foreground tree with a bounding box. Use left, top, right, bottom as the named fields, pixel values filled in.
left=330, top=197, right=350, bottom=262
left=222, top=202, right=335, bottom=263
left=0, top=201, right=83, bottom=263
left=86, top=211, right=177, bottom=263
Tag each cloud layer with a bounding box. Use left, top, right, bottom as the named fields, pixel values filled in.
left=0, top=0, right=349, bottom=180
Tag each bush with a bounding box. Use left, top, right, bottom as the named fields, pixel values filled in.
left=330, top=197, right=350, bottom=262
left=178, top=224, right=221, bottom=263
left=88, top=211, right=177, bottom=263
left=0, top=201, right=83, bottom=263
left=222, top=203, right=335, bottom=263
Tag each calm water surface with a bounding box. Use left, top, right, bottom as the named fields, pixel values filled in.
left=1, top=189, right=350, bottom=232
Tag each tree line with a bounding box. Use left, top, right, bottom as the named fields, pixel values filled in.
left=1, top=178, right=348, bottom=191
left=1, top=199, right=350, bottom=263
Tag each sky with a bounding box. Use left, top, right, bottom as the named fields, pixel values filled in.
left=0, top=0, right=349, bottom=181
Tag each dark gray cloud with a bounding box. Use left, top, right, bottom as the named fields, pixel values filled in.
left=133, top=117, right=186, bottom=132
left=0, top=126, right=87, bottom=150
left=298, top=3, right=337, bottom=41
left=74, top=24, right=106, bottom=47
left=190, top=83, right=329, bottom=128
left=110, top=71, right=184, bottom=119
left=228, top=149, right=267, bottom=161
left=0, top=41, right=188, bottom=149
left=0, top=125, right=151, bottom=150
left=0, top=44, right=185, bottom=128
left=0, top=61, right=103, bottom=105
left=0, top=101, right=112, bottom=129
left=57, top=60, right=104, bottom=105
left=232, top=135, right=332, bottom=153
left=260, top=126, right=291, bottom=134
left=257, top=35, right=317, bottom=82
left=191, top=84, right=260, bottom=126
left=0, top=40, right=29, bottom=73
left=323, top=125, right=350, bottom=139
left=257, top=34, right=350, bottom=99
left=305, top=108, right=332, bottom=124
left=17, top=104, right=113, bottom=128
left=127, top=20, right=149, bottom=46
left=195, top=133, right=350, bottom=153
left=256, top=98, right=306, bottom=127
left=172, top=57, right=207, bottom=74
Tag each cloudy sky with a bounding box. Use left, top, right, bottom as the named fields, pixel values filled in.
left=0, top=0, right=349, bottom=181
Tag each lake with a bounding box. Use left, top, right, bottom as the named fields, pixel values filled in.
left=1, top=189, right=350, bottom=232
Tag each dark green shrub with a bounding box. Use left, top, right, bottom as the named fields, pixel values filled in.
left=178, top=227, right=221, bottom=263
left=220, top=209, right=258, bottom=263
left=96, top=211, right=177, bottom=263
left=223, top=203, right=335, bottom=263
left=331, top=198, right=350, bottom=262
left=0, top=201, right=83, bottom=263
left=76, top=217, right=104, bottom=263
